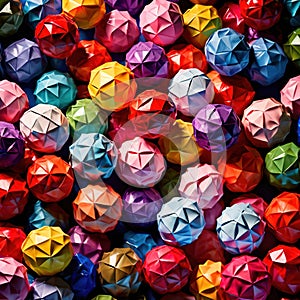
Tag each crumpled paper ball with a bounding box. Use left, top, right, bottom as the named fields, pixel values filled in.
left=143, top=245, right=191, bottom=294
left=63, top=0, right=105, bottom=29
left=21, top=226, right=73, bottom=276
left=179, top=164, right=223, bottom=209
left=66, top=40, right=111, bottom=83
left=168, top=68, right=214, bottom=117
left=216, top=203, right=266, bottom=255
left=264, top=192, right=300, bottom=244
left=265, top=142, right=300, bottom=189
left=281, top=75, right=300, bottom=119
left=126, top=41, right=169, bottom=78
left=193, top=104, right=241, bottom=152
left=247, top=38, right=288, bottom=86
left=20, top=104, right=69, bottom=153
left=140, top=0, right=184, bottom=47
left=205, top=27, right=250, bottom=76
left=0, top=121, right=25, bottom=168
left=157, top=197, right=205, bottom=247
left=0, top=257, right=30, bottom=300
left=95, top=10, right=139, bottom=53
left=242, top=98, right=291, bottom=148
left=73, top=184, right=122, bottom=233
left=207, top=71, right=255, bottom=117
left=116, top=137, right=166, bottom=188
left=4, top=38, right=47, bottom=83
left=0, top=80, right=29, bottom=123
left=284, top=28, right=300, bottom=70
left=35, top=14, right=79, bottom=59
left=240, top=0, right=282, bottom=31
left=122, top=187, right=163, bottom=228
left=98, top=248, right=143, bottom=298
left=190, top=260, right=223, bottom=300
left=158, top=167, right=180, bottom=201
left=34, top=70, right=77, bottom=110
left=88, top=61, right=136, bottom=111
left=183, top=4, right=222, bottom=49
left=263, top=245, right=300, bottom=295
left=105, top=0, right=146, bottom=16
left=220, top=255, right=271, bottom=300
left=0, top=173, right=28, bottom=220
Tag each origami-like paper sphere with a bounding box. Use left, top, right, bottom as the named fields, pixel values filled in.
left=265, top=142, right=300, bottom=189
left=143, top=245, right=191, bottom=294
left=95, top=10, right=139, bottom=53
left=20, top=104, right=69, bottom=153
left=167, top=44, right=208, bottom=77
left=0, top=0, right=23, bottom=37
left=240, top=0, right=282, bottom=31
left=126, top=42, right=169, bottom=78
left=98, top=248, right=143, bottom=298
left=0, top=121, right=25, bottom=168
left=179, top=164, right=223, bottom=209
left=190, top=260, right=223, bottom=300
left=264, top=192, right=300, bottom=244
left=0, top=173, right=28, bottom=220
left=35, top=14, right=79, bottom=59
left=88, top=61, right=136, bottom=111
left=207, top=71, right=255, bottom=117
left=63, top=0, right=105, bottom=29
left=105, top=0, right=146, bottom=16
left=66, top=40, right=112, bottom=83
left=281, top=75, right=300, bottom=119
left=183, top=4, right=222, bottom=49
left=70, top=133, right=117, bottom=182
left=4, top=38, right=47, bottom=83
left=73, top=184, right=122, bottom=233
left=128, top=90, right=176, bottom=139
left=205, top=28, right=250, bottom=76
left=220, top=255, right=271, bottom=300
left=168, top=68, right=214, bottom=117
left=158, top=167, right=180, bottom=201
left=247, top=38, right=288, bottom=86
left=284, top=28, right=300, bottom=70
left=216, top=203, right=266, bottom=254
left=22, top=226, right=73, bottom=276
left=122, top=187, right=163, bottom=227
left=116, top=137, right=166, bottom=188
left=34, top=70, right=77, bottom=110
left=157, top=197, right=205, bottom=246
left=140, top=0, right=184, bottom=47
left=263, top=245, right=300, bottom=295
left=242, top=98, right=291, bottom=148
left=0, top=257, right=30, bottom=300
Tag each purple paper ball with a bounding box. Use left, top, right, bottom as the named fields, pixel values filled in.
left=105, top=0, right=146, bottom=16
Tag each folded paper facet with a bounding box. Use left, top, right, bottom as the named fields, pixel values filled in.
left=284, top=28, right=300, bottom=70
left=105, top=0, right=146, bottom=16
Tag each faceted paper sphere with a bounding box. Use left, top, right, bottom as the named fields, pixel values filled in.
left=220, top=255, right=271, bottom=300
left=0, top=257, right=30, bottom=300
left=168, top=68, right=214, bottom=117
left=95, top=10, right=139, bottom=53
left=66, top=40, right=112, bottom=83
left=126, top=42, right=169, bottom=78
left=265, top=142, right=300, bottom=189
left=0, top=80, right=29, bottom=123
left=183, top=4, right=222, bottom=49
left=242, top=98, right=291, bottom=148
left=140, top=0, right=184, bottom=47
left=21, top=226, right=73, bottom=276
left=179, top=164, right=223, bottom=209
left=205, top=28, right=250, bottom=76
left=20, top=104, right=69, bottom=153
left=105, top=0, right=146, bottom=16
left=143, top=245, right=192, bottom=294
left=116, top=137, right=166, bottom=188
left=98, top=248, right=142, bottom=298
left=4, top=38, right=47, bottom=83
left=284, top=28, right=300, bottom=70
left=264, top=192, right=300, bottom=244
left=216, top=203, right=266, bottom=255
left=157, top=197, right=205, bottom=246
left=73, top=184, right=122, bottom=233
left=35, top=14, right=79, bottom=59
